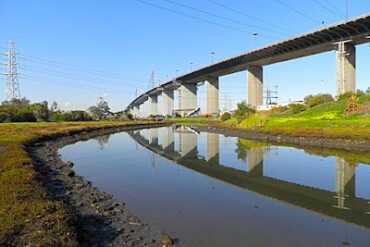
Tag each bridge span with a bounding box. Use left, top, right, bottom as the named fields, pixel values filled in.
left=126, top=14, right=370, bottom=117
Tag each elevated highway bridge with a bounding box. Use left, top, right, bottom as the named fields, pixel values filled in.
left=126, top=14, right=370, bottom=117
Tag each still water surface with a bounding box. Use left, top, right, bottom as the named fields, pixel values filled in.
left=59, top=126, right=370, bottom=247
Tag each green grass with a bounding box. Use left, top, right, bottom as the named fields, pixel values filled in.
left=236, top=96, right=370, bottom=139
left=173, top=96, right=370, bottom=140
left=0, top=121, right=154, bottom=246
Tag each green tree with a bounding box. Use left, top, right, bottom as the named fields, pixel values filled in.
left=304, top=94, right=334, bottom=107
left=32, top=101, right=49, bottom=121
left=50, top=101, right=59, bottom=112
left=233, top=101, right=256, bottom=123
left=88, top=97, right=110, bottom=120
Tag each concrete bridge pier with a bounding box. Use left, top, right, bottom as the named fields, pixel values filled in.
left=179, top=84, right=197, bottom=117
left=148, top=127, right=159, bottom=146
left=162, top=126, right=174, bottom=152
left=162, top=89, right=174, bottom=117
left=335, top=158, right=356, bottom=209
left=247, top=66, right=263, bottom=107
left=178, top=126, right=198, bottom=158
left=133, top=105, right=140, bottom=118
left=206, top=132, right=219, bottom=165
left=247, top=147, right=264, bottom=176
left=148, top=95, right=158, bottom=116
left=336, top=41, right=356, bottom=96
left=206, top=77, right=219, bottom=115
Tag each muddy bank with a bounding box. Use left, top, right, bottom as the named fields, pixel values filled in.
left=194, top=125, right=370, bottom=152
left=26, top=122, right=182, bottom=247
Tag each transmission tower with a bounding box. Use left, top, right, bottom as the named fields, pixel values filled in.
left=148, top=70, right=156, bottom=89
left=264, top=84, right=278, bottom=105
left=5, top=40, right=21, bottom=101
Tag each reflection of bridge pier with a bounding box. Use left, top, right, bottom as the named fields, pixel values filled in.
left=206, top=133, right=219, bottom=165
left=247, top=147, right=264, bottom=176
left=162, top=126, right=175, bottom=152
left=335, top=158, right=356, bottom=209
left=148, top=128, right=159, bottom=146
left=178, top=126, right=198, bottom=158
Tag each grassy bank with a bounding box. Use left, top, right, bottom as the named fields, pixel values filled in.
left=174, top=95, right=370, bottom=140
left=0, top=121, right=152, bottom=246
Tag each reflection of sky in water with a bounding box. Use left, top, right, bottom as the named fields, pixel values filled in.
left=263, top=147, right=336, bottom=192
left=59, top=126, right=370, bottom=247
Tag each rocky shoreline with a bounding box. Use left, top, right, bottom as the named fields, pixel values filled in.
left=26, top=123, right=181, bottom=247
left=194, top=125, right=370, bottom=152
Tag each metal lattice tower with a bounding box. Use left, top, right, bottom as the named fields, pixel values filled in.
left=5, top=40, right=21, bottom=101
left=148, top=70, right=156, bottom=89
left=264, top=84, right=278, bottom=105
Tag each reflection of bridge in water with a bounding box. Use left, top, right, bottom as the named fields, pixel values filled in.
left=128, top=126, right=370, bottom=229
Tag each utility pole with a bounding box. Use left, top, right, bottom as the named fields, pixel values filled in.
left=5, top=40, right=21, bottom=101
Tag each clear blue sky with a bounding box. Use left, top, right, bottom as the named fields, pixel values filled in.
left=0, top=0, right=369, bottom=112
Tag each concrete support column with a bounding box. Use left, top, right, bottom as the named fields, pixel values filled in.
left=162, top=126, right=174, bottom=152
left=206, top=77, right=219, bottom=115
left=247, top=147, right=264, bottom=176
left=335, top=158, right=356, bottom=210
left=148, top=95, right=158, bottom=116
left=162, top=89, right=174, bottom=117
left=206, top=132, right=219, bottom=165
left=179, top=126, right=198, bottom=157
left=248, top=66, right=263, bottom=107
left=336, top=42, right=356, bottom=96
left=133, top=105, right=140, bottom=118
left=148, top=128, right=159, bottom=146
left=179, top=84, right=197, bottom=117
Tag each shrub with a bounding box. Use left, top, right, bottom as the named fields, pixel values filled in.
left=0, top=112, right=11, bottom=123
left=233, top=101, right=256, bottom=123
left=344, top=95, right=362, bottom=116
left=304, top=94, right=334, bottom=107
left=269, top=105, right=289, bottom=114
left=288, top=103, right=306, bottom=114
left=14, top=110, right=37, bottom=122
left=220, top=112, right=231, bottom=121
left=338, top=91, right=366, bottom=101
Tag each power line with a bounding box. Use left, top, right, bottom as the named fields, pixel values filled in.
left=322, top=0, right=345, bottom=16
left=163, top=0, right=289, bottom=37
left=17, top=53, right=149, bottom=82
left=135, top=0, right=278, bottom=40
left=18, top=64, right=148, bottom=89
left=274, top=0, right=321, bottom=25
left=206, top=0, right=296, bottom=35
left=311, top=0, right=345, bottom=18
left=20, top=74, right=136, bottom=94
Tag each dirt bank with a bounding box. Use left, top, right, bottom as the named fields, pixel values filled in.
left=194, top=125, right=370, bottom=152
left=26, top=122, right=182, bottom=247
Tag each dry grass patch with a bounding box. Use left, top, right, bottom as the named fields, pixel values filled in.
left=0, top=121, right=150, bottom=246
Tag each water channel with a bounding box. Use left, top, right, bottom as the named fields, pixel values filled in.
left=59, top=126, right=370, bottom=247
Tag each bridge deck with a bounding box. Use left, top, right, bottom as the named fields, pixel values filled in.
left=127, top=14, right=370, bottom=109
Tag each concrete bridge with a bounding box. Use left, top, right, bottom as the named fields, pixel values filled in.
left=128, top=126, right=370, bottom=229
left=126, top=14, right=370, bottom=117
